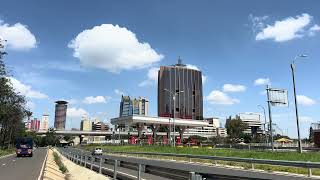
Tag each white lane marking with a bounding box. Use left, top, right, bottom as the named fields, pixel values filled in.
left=2, top=163, right=6, bottom=166
left=12, top=160, right=16, bottom=162
left=37, top=148, right=48, bottom=180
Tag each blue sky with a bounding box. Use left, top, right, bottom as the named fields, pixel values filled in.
left=1, top=1, right=320, bottom=138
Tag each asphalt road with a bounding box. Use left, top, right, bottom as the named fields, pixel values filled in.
left=0, top=147, right=47, bottom=180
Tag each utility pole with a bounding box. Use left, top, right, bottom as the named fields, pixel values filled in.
left=266, top=85, right=274, bottom=151
left=258, top=105, right=268, bottom=145
left=290, top=54, right=307, bottom=153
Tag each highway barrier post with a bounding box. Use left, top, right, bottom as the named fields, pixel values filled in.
left=189, top=172, right=196, bottom=180
left=114, top=160, right=118, bottom=180
left=308, top=161, right=312, bottom=177
left=138, top=164, right=142, bottom=180
left=90, top=156, right=93, bottom=170
left=99, top=158, right=102, bottom=174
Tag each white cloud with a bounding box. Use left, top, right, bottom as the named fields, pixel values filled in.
left=83, top=96, right=111, bottom=104
left=297, top=95, right=316, bottom=106
left=186, top=64, right=200, bottom=70
left=0, top=19, right=37, bottom=50
left=68, top=24, right=163, bottom=73
left=8, top=77, right=48, bottom=99
left=114, top=89, right=125, bottom=96
left=139, top=67, right=159, bottom=87
left=202, top=75, right=207, bottom=84
left=223, top=84, right=246, bottom=93
left=308, top=24, right=320, bottom=36
left=254, top=78, right=271, bottom=86
left=249, top=14, right=269, bottom=32
left=67, top=107, right=88, bottom=119
left=255, top=13, right=312, bottom=42
left=206, top=90, right=240, bottom=105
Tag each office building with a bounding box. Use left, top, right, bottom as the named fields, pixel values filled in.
left=30, top=118, right=40, bottom=131
left=158, top=58, right=203, bottom=120
left=54, top=100, right=68, bottom=130
left=92, top=121, right=109, bottom=131
left=80, top=117, right=92, bottom=131
left=41, top=114, right=49, bottom=131
left=204, top=117, right=220, bottom=128
left=239, top=113, right=262, bottom=136
left=119, top=96, right=149, bottom=117
left=185, top=117, right=227, bottom=137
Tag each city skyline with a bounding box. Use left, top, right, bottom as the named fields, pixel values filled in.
left=1, top=1, right=320, bottom=138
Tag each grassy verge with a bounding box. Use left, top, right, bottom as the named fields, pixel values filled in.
left=81, top=145, right=320, bottom=176
left=83, top=145, right=320, bottom=162
left=0, top=149, right=14, bottom=157
left=53, top=151, right=68, bottom=174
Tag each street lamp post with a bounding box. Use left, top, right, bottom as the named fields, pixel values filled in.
left=258, top=105, right=268, bottom=145
left=164, top=89, right=184, bottom=147
left=291, top=54, right=307, bottom=153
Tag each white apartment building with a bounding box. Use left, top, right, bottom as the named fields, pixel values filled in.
left=41, top=114, right=49, bottom=131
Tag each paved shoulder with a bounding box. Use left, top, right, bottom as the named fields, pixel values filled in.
left=0, top=147, right=48, bottom=180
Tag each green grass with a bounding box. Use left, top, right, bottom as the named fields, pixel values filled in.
left=83, top=145, right=320, bottom=162
left=53, top=151, right=68, bottom=174
left=0, top=149, right=14, bottom=157
left=80, top=145, right=320, bottom=176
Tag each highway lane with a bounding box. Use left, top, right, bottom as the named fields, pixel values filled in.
left=0, top=147, right=47, bottom=180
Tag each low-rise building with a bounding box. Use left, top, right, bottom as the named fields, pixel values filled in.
left=239, top=113, right=263, bottom=136
left=80, top=117, right=92, bottom=131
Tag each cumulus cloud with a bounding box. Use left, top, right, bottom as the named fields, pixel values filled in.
left=297, top=95, right=316, bottom=106
left=254, top=78, right=271, bottom=86
left=67, top=107, right=88, bottom=119
left=114, top=89, right=125, bottom=96
left=139, top=67, right=159, bottom=87
left=206, top=90, right=240, bottom=105
left=223, top=84, right=246, bottom=93
left=309, top=24, right=320, bottom=36
left=255, top=13, right=312, bottom=42
left=0, top=19, right=37, bottom=50
left=83, top=96, right=111, bottom=104
left=8, top=77, right=48, bottom=99
left=68, top=24, right=164, bottom=73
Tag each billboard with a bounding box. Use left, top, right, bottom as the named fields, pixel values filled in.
left=267, top=88, right=288, bottom=107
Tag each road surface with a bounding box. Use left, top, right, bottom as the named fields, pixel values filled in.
left=0, top=147, right=47, bottom=180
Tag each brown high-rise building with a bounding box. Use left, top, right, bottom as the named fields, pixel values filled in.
left=158, top=58, right=203, bottom=120
left=54, top=100, right=68, bottom=130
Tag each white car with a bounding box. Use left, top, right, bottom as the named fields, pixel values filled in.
left=92, top=147, right=103, bottom=155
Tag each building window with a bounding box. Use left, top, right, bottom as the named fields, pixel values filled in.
left=176, top=108, right=179, bottom=112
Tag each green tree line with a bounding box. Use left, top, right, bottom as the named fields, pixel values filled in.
left=0, top=39, right=30, bottom=149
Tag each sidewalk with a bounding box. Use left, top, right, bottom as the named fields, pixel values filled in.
left=43, top=149, right=66, bottom=180
left=54, top=149, right=109, bottom=180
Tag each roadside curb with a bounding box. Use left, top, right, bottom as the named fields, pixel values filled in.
left=0, top=153, right=15, bottom=159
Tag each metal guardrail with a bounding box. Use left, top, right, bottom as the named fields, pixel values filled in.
left=108, top=151, right=320, bottom=169
left=58, top=147, right=319, bottom=179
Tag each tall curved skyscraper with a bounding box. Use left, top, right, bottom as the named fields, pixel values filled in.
left=54, top=100, right=68, bottom=130
left=158, top=58, right=203, bottom=120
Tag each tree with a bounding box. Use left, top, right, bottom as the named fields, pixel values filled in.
left=309, top=126, right=314, bottom=143
left=225, top=115, right=248, bottom=143
left=0, top=39, right=29, bottom=149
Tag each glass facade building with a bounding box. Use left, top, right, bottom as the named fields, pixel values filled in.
left=119, top=96, right=149, bottom=117
left=158, top=60, right=203, bottom=120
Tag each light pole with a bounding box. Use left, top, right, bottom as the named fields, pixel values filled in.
left=291, top=54, right=307, bottom=153
left=164, top=88, right=184, bottom=147
left=258, top=105, right=268, bottom=145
